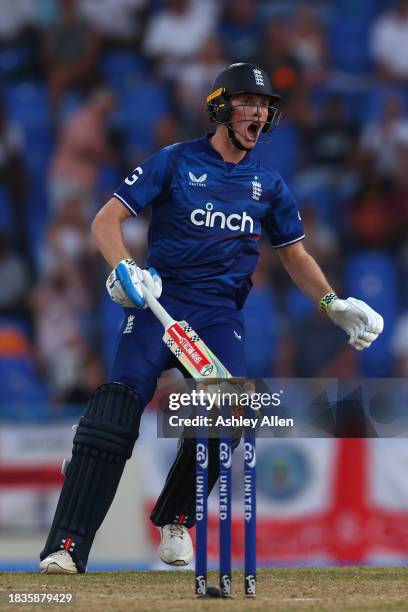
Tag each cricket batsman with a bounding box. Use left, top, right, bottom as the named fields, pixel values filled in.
left=40, top=63, right=383, bottom=573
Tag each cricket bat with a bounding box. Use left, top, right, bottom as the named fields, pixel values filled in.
left=116, top=270, right=231, bottom=379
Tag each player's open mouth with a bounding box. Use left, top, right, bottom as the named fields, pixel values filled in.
left=247, top=122, right=260, bottom=139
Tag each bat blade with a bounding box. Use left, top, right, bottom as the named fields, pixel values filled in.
left=163, top=320, right=230, bottom=379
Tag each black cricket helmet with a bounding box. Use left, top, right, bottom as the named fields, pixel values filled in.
left=207, top=62, right=281, bottom=135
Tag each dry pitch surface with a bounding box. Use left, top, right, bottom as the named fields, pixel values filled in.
left=1, top=567, right=408, bottom=611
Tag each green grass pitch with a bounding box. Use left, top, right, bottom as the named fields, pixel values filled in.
left=1, top=567, right=408, bottom=611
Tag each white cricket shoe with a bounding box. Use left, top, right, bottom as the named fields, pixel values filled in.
left=158, top=524, right=194, bottom=566
left=40, top=550, right=78, bottom=574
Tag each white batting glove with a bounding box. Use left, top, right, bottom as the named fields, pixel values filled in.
left=106, top=259, right=162, bottom=308
left=320, top=292, right=384, bottom=351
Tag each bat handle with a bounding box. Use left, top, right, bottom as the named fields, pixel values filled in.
left=142, top=285, right=176, bottom=331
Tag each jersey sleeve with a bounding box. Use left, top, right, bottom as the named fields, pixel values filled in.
left=113, top=146, right=173, bottom=215
left=262, top=174, right=305, bottom=248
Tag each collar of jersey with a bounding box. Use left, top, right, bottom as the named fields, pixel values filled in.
left=201, top=133, right=254, bottom=166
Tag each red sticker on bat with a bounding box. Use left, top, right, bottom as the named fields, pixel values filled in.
left=167, top=323, right=213, bottom=374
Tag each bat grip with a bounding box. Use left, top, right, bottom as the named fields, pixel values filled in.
left=116, top=263, right=175, bottom=330
left=142, top=285, right=175, bottom=330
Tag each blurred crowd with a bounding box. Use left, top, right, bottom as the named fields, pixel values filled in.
left=0, top=0, right=407, bottom=414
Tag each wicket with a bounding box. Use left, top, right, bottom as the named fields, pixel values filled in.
left=195, top=428, right=257, bottom=598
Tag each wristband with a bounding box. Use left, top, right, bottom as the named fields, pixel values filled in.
left=319, top=292, right=338, bottom=315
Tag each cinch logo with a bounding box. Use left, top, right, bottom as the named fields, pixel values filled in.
left=190, top=202, right=254, bottom=233
left=188, top=171, right=207, bottom=187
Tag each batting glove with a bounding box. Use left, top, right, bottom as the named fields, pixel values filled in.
left=320, top=292, right=384, bottom=351
left=106, top=259, right=162, bottom=308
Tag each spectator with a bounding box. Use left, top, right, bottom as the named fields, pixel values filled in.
left=143, top=0, right=218, bottom=79
left=0, top=1, right=45, bottom=80
left=299, top=204, right=340, bottom=278
left=294, top=96, right=359, bottom=224
left=49, top=89, right=116, bottom=216
left=349, top=178, right=400, bottom=250
left=391, top=139, right=408, bottom=228
left=39, top=194, right=100, bottom=302
left=218, top=0, right=262, bottom=63
left=359, top=92, right=408, bottom=179
left=154, top=114, right=183, bottom=149
left=0, top=231, right=30, bottom=322
left=0, top=0, right=33, bottom=42
left=80, top=0, right=148, bottom=51
left=41, top=0, right=101, bottom=110
left=121, top=215, right=149, bottom=264
left=0, top=100, right=28, bottom=255
left=63, top=349, right=106, bottom=404
left=289, top=4, right=329, bottom=84
left=255, top=18, right=305, bottom=118
left=301, top=96, right=358, bottom=169
left=174, top=34, right=226, bottom=137
left=370, top=0, right=408, bottom=83
left=32, top=264, right=92, bottom=402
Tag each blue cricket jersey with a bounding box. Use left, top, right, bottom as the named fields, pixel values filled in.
left=114, top=134, right=304, bottom=308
